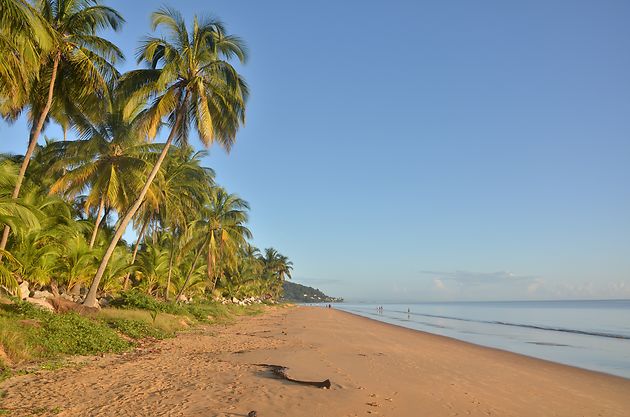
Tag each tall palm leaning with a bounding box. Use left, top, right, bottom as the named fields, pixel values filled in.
left=84, top=7, right=248, bottom=307
left=127, top=146, right=213, bottom=297
left=0, top=0, right=124, bottom=253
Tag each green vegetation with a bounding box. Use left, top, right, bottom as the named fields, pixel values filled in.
left=282, top=281, right=343, bottom=303
left=0, top=298, right=265, bottom=382
left=0, top=1, right=293, bottom=305
left=0, top=1, right=293, bottom=383
left=103, top=318, right=171, bottom=340
left=0, top=301, right=130, bottom=365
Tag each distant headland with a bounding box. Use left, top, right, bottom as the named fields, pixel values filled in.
left=282, top=281, right=343, bottom=303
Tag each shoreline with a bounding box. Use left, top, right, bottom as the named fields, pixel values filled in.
left=332, top=307, right=630, bottom=382
left=2, top=306, right=629, bottom=416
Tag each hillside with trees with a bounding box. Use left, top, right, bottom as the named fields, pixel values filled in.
left=282, top=281, right=343, bottom=303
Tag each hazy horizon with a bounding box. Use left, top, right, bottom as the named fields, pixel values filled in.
left=320, top=293, right=630, bottom=304
left=2, top=0, right=628, bottom=302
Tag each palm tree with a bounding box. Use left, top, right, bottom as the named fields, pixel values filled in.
left=8, top=185, right=88, bottom=289
left=174, top=225, right=209, bottom=302
left=201, top=188, right=252, bottom=292
left=0, top=0, right=49, bottom=116
left=84, top=7, right=248, bottom=307
left=98, top=245, right=132, bottom=295
left=0, top=0, right=125, bottom=254
left=154, top=147, right=213, bottom=299
left=0, top=155, right=38, bottom=293
left=121, top=146, right=213, bottom=293
left=259, top=248, right=293, bottom=298
left=135, top=242, right=169, bottom=296
left=172, top=187, right=252, bottom=301
left=47, top=102, right=152, bottom=248
left=56, top=234, right=97, bottom=292
left=220, top=244, right=264, bottom=299
left=171, top=243, right=206, bottom=301
left=0, top=158, right=41, bottom=235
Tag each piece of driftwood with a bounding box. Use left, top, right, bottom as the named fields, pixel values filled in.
left=255, top=364, right=331, bottom=389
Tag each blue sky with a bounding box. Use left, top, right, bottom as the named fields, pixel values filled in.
left=1, top=0, right=629, bottom=301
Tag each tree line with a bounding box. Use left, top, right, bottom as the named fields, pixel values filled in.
left=0, top=0, right=292, bottom=306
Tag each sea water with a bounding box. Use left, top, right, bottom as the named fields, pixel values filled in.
left=334, top=300, right=630, bottom=379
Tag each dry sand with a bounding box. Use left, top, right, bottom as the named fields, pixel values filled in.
left=2, top=306, right=629, bottom=416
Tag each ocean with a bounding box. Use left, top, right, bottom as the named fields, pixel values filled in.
left=334, top=300, right=630, bottom=379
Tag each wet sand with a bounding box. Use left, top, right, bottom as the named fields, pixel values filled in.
left=2, top=306, right=629, bottom=416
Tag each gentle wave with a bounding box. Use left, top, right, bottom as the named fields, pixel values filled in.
left=353, top=307, right=630, bottom=340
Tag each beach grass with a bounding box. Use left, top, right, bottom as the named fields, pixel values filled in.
left=97, top=308, right=190, bottom=337
left=0, top=302, right=131, bottom=368
left=0, top=298, right=269, bottom=382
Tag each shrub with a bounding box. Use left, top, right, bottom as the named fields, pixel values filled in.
left=109, top=290, right=162, bottom=311
left=38, top=312, right=130, bottom=355
left=105, top=319, right=171, bottom=340
left=0, top=302, right=130, bottom=361
left=109, top=290, right=187, bottom=315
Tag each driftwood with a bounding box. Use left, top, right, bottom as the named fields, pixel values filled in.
left=255, top=364, right=331, bottom=389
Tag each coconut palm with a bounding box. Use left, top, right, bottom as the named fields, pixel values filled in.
left=0, top=158, right=41, bottom=234
left=259, top=248, right=293, bottom=298
left=99, top=245, right=132, bottom=295
left=0, top=249, right=22, bottom=294
left=56, top=234, right=97, bottom=291
left=0, top=0, right=125, bottom=254
left=199, top=188, right=251, bottom=292
left=85, top=7, right=248, bottom=307
left=121, top=146, right=213, bottom=293
left=47, top=103, right=153, bottom=248
left=0, top=157, right=35, bottom=294
left=134, top=242, right=169, bottom=296
left=173, top=230, right=208, bottom=302
left=171, top=246, right=206, bottom=301
left=220, top=244, right=265, bottom=299
left=0, top=0, right=49, bottom=115
left=9, top=186, right=88, bottom=287
left=153, top=147, right=213, bottom=298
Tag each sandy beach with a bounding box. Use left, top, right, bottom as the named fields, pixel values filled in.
left=2, top=306, right=629, bottom=417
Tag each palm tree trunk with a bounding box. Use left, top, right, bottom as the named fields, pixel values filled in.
left=165, top=236, right=176, bottom=300
left=123, top=217, right=148, bottom=290
left=211, top=269, right=220, bottom=292
left=207, top=237, right=213, bottom=284
left=88, top=197, right=106, bottom=249
left=210, top=238, right=223, bottom=292
left=0, top=51, right=61, bottom=256
left=176, top=239, right=206, bottom=303
left=83, top=106, right=185, bottom=308
left=131, top=218, right=148, bottom=264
